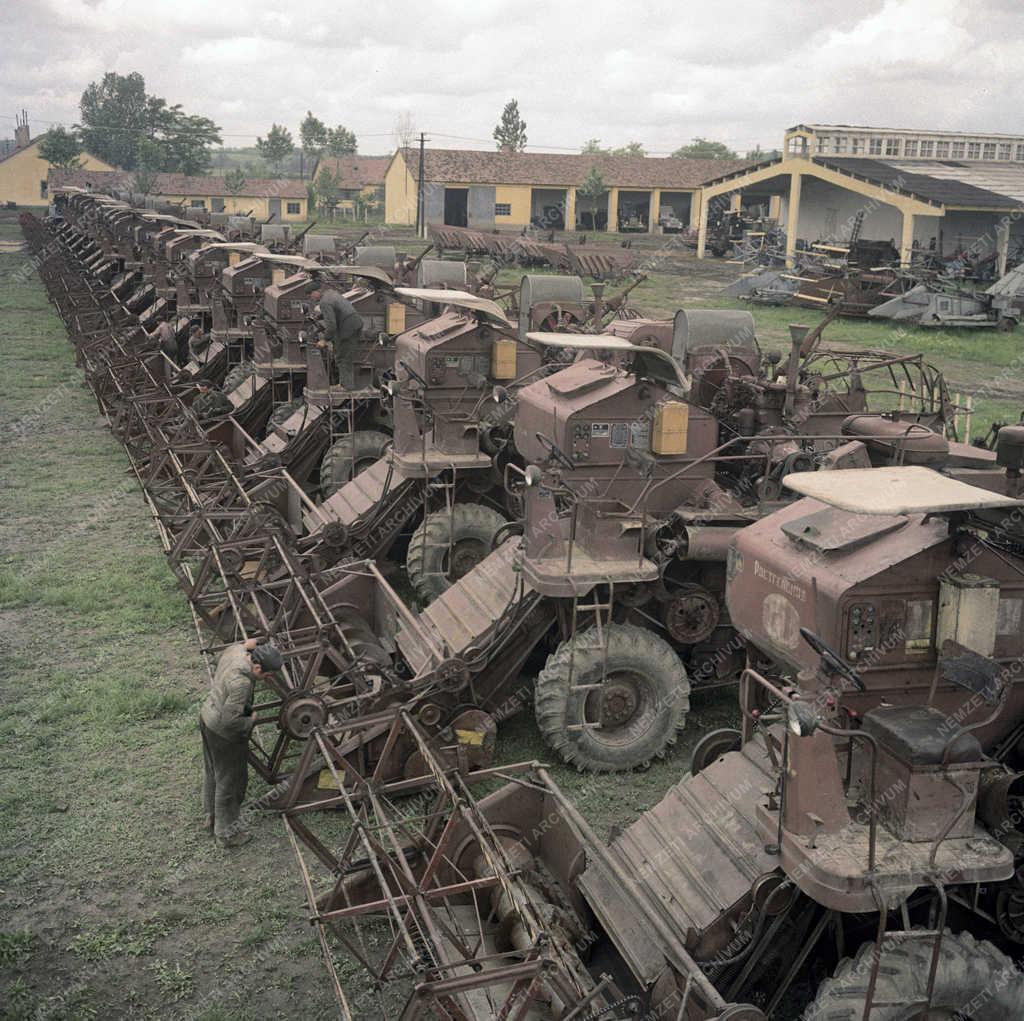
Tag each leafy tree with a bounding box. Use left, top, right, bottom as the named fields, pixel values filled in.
left=579, top=166, right=606, bottom=201
left=581, top=138, right=605, bottom=154
left=255, top=124, right=294, bottom=174
left=300, top=110, right=328, bottom=167
left=493, top=99, right=527, bottom=152
left=611, top=141, right=646, bottom=157
left=313, top=165, right=340, bottom=218
left=324, top=125, right=358, bottom=157
left=672, top=137, right=738, bottom=160
left=745, top=146, right=781, bottom=161
left=356, top=185, right=382, bottom=220
left=132, top=167, right=158, bottom=197
left=77, top=71, right=221, bottom=173
left=79, top=71, right=150, bottom=168
left=38, top=127, right=83, bottom=169
left=224, top=168, right=247, bottom=196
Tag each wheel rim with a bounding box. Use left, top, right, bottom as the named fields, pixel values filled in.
left=582, top=668, right=658, bottom=749
left=443, top=537, right=488, bottom=581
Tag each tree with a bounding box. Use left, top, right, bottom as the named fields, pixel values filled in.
left=132, top=167, right=158, bottom=198
left=746, top=146, right=781, bottom=161
left=312, top=165, right=340, bottom=219
left=672, top=137, right=738, bottom=160
left=324, top=125, right=358, bottom=157
left=493, top=99, right=527, bottom=152
left=256, top=124, right=294, bottom=174
left=611, top=141, right=646, bottom=157
left=77, top=71, right=221, bottom=173
left=38, top=127, right=83, bottom=169
left=579, top=166, right=606, bottom=202
left=356, top=185, right=382, bottom=221
left=581, top=138, right=605, bottom=154
left=300, top=110, right=328, bottom=171
left=393, top=111, right=416, bottom=151
left=225, top=168, right=247, bottom=196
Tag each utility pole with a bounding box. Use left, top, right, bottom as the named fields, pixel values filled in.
left=417, top=132, right=427, bottom=238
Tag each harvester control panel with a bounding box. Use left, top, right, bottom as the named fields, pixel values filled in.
left=428, top=353, right=491, bottom=385
left=847, top=603, right=877, bottom=658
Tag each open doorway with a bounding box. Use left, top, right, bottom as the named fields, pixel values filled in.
left=530, top=188, right=566, bottom=229
left=444, top=188, right=468, bottom=227
left=617, top=190, right=651, bottom=232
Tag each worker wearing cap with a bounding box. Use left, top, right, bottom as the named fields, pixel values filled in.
left=309, top=287, right=363, bottom=390
left=187, top=324, right=212, bottom=362
left=199, top=638, right=283, bottom=847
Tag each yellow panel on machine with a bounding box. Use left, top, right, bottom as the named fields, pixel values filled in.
left=652, top=400, right=689, bottom=454
left=387, top=302, right=406, bottom=334
left=491, top=338, right=517, bottom=379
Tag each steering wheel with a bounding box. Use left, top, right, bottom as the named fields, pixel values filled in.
left=800, top=627, right=865, bottom=691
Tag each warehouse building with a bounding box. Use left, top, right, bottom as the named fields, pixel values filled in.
left=698, top=123, right=1024, bottom=269
left=0, top=117, right=115, bottom=206
left=385, top=147, right=749, bottom=233
left=49, top=169, right=309, bottom=221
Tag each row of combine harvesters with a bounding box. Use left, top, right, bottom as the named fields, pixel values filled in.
left=24, top=183, right=1024, bottom=1019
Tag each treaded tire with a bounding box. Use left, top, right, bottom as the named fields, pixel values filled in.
left=534, top=623, right=690, bottom=772
left=268, top=398, right=305, bottom=429
left=803, top=928, right=1024, bottom=1020
left=319, top=429, right=391, bottom=497
left=406, top=502, right=507, bottom=604
left=222, top=359, right=255, bottom=394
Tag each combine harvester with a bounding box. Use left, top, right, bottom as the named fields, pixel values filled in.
left=285, top=445, right=1024, bottom=1019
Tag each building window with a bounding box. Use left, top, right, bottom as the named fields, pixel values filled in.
left=952, top=141, right=966, bottom=158
left=869, top=137, right=883, bottom=155
left=936, top=141, right=950, bottom=158
left=39, top=179, right=48, bottom=199
left=999, top=143, right=1012, bottom=160
left=903, top=140, right=918, bottom=157
left=884, top=137, right=900, bottom=156
left=967, top=142, right=981, bottom=159
left=920, top=140, right=934, bottom=157
left=286, top=201, right=301, bottom=214
left=850, top=137, right=864, bottom=154
left=494, top=202, right=512, bottom=216
left=834, top=137, right=847, bottom=153
left=190, top=199, right=205, bottom=208
left=787, top=135, right=808, bottom=155
left=1016, top=145, right=1024, bottom=162
left=983, top=142, right=996, bottom=160
left=816, top=136, right=830, bottom=153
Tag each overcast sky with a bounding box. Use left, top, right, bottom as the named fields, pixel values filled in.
left=2, top=0, right=1019, bottom=156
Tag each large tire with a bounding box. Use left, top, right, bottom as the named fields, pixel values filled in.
left=222, top=359, right=255, bottom=394
left=268, top=398, right=305, bottom=429
left=804, top=928, right=1024, bottom=1020
left=406, top=502, right=507, bottom=604
left=320, top=430, right=391, bottom=497
left=534, top=623, right=690, bottom=772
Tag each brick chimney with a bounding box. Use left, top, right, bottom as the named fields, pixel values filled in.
left=14, top=110, right=30, bottom=149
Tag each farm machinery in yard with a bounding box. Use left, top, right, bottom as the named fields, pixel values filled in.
left=285, top=459, right=1024, bottom=1020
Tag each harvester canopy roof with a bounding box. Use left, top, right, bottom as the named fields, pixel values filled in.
left=194, top=242, right=270, bottom=255
left=783, top=466, right=1022, bottom=514
left=140, top=212, right=201, bottom=227
left=322, top=264, right=394, bottom=285
left=168, top=229, right=226, bottom=241
left=396, top=287, right=511, bottom=326
left=526, top=331, right=691, bottom=392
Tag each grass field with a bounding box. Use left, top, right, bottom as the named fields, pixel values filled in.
left=0, top=219, right=736, bottom=1019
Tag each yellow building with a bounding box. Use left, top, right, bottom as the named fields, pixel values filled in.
left=0, top=122, right=115, bottom=207
left=48, top=169, right=309, bottom=221
left=699, top=122, right=1024, bottom=268
left=385, top=147, right=749, bottom=233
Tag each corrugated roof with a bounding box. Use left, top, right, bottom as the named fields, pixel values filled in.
left=314, top=155, right=389, bottom=189
left=395, top=147, right=751, bottom=189
left=792, top=122, right=1024, bottom=141
left=48, top=168, right=307, bottom=199
left=814, top=157, right=1020, bottom=209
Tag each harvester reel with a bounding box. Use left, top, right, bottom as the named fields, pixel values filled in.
left=663, top=583, right=720, bottom=643
left=279, top=691, right=328, bottom=739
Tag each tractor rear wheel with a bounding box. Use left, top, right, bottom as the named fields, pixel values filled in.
left=222, top=359, right=255, bottom=394
left=406, top=502, right=507, bottom=604
left=803, top=928, right=1024, bottom=1019
left=534, top=623, right=690, bottom=772
left=320, top=430, right=391, bottom=497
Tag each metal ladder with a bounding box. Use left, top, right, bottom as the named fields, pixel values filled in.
left=564, top=582, right=614, bottom=733
left=861, top=879, right=947, bottom=1019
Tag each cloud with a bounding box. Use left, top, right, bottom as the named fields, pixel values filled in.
left=1, top=0, right=1020, bottom=156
